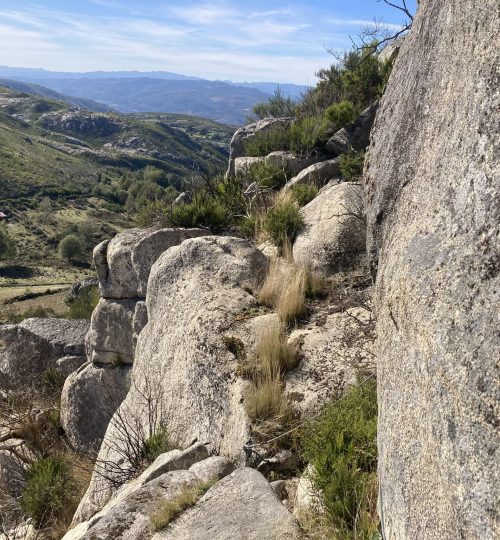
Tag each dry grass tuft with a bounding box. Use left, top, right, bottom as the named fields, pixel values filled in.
left=150, top=479, right=217, bottom=531
left=245, top=378, right=292, bottom=424
left=257, top=323, right=298, bottom=375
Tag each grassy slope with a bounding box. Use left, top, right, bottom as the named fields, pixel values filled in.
left=0, top=85, right=234, bottom=301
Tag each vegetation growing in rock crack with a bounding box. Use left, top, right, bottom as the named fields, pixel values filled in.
left=298, top=380, right=379, bottom=539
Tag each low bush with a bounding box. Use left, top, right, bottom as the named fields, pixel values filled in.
left=325, top=100, right=358, bottom=133
left=66, top=285, right=99, bottom=320
left=243, top=127, right=291, bottom=157
left=5, top=306, right=56, bottom=324
left=290, top=184, right=318, bottom=207
left=170, top=192, right=227, bottom=232
left=246, top=161, right=288, bottom=190
left=142, top=427, right=170, bottom=465
left=339, top=151, right=366, bottom=180
left=299, top=380, right=379, bottom=539
left=41, top=367, right=66, bottom=394
left=263, top=193, right=303, bottom=247
left=22, top=456, right=77, bottom=528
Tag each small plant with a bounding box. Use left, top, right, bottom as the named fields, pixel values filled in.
left=256, top=323, right=298, bottom=375
left=22, top=456, right=76, bottom=527
left=245, top=161, right=288, bottom=190
left=142, top=427, right=170, bottom=465
left=41, top=367, right=66, bottom=394
left=223, top=336, right=246, bottom=362
left=339, top=151, right=366, bottom=180
left=290, top=184, right=318, bottom=207
left=171, top=192, right=227, bottom=232
left=276, top=267, right=308, bottom=323
left=150, top=479, right=217, bottom=530
left=263, top=193, right=303, bottom=247
left=325, top=100, right=358, bottom=133
left=66, top=285, right=99, bottom=320
left=299, top=380, right=379, bottom=539
left=245, top=378, right=292, bottom=424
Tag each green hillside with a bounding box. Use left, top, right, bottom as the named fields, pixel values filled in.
left=0, top=85, right=234, bottom=295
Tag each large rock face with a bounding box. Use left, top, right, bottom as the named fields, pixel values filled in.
left=365, top=2, right=499, bottom=538
left=293, top=182, right=366, bottom=274
left=74, top=236, right=268, bottom=521
left=0, top=318, right=88, bottom=383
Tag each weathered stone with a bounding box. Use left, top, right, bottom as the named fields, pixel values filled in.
left=293, top=465, right=323, bottom=515
left=80, top=470, right=200, bottom=540
left=86, top=298, right=138, bottom=365
left=152, top=468, right=301, bottom=540
left=365, top=2, right=499, bottom=538
left=271, top=480, right=287, bottom=500
left=189, top=456, right=235, bottom=484
left=61, top=363, right=131, bottom=453
left=56, top=355, right=87, bottom=378
left=378, top=35, right=406, bottom=63
left=265, top=151, right=317, bottom=177
left=326, top=102, right=378, bottom=156
left=285, top=159, right=341, bottom=189
left=234, top=156, right=264, bottom=178
left=293, top=182, right=366, bottom=274
left=70, top=278, right=98, bottom=299
left=0, top=318, right=88, bottom=384
left=94, top=227, right=207, bottom=299
left=286, top=307, right=375, bottom=416
left=0, top=451, right=26, bottom=498
left=74, top=237, right=268, bottom=521
left=257, top=449, right=299, bottom=475
left=227, top=117, right=292, bottom=176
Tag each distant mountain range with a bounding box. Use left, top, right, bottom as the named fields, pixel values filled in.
left=0, top=67, right=309, bottom=125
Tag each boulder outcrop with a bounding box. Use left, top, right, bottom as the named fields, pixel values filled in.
left=152, top=467, right=301, bottom=540
left=286, top=306, right=375, bottom=416
left=326, top=102, right=378, bottom=156
left=285, top=158, right=341, bottom=189
left=227, top=117, right=292, bottom=176
left=293, top=182, right=366, bottom=274
left=365, top=1, right=499, bottom=538
left=73, top=236, right=268, bottom=521
left=0, top=318, right=88, bottom=384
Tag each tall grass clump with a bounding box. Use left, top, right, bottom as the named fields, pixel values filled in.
left=263, top=192, right=303, bottom=248
left=22, top=456, right=77, bottom=528
left=299, top=380, right=379, bottom=539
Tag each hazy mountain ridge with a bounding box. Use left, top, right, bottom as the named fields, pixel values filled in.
left=0, top=66, right=308, bottom=124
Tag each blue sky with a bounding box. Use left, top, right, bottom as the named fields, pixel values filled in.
left=0, top=1, right=416, bottom=84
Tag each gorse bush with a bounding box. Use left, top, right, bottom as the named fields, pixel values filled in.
left=142, top=427, right=170, bottom=465
left=67, top=285, right=99, bottom=320
left=325, top=100, right=358, bottom=133
left=22, top=456, right=77, bottom=527
left=245, top=161, right=288, bottom=190
left=290, top=184, right=318, bottom=207
left=6, top=306, right=56, bottom=324
left=263, top=193, right=303, bottom=247
left=339, top=151, right=366, bottom=179
left=170, top=192, right=227, bottom=232
left=299, top=380, right=379, bottom=539
left=243, top=126, right=291, bottom=157
left=252, top=87, right=297, bottom=119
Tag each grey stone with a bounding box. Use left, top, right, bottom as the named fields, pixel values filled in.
left=61, top=363, right=131, bottom=453
left=227, top=117, right=292, bottom=176
left=73, top=236, right=269, bottom=521
left=285, top=307, right=375, bottom=416
left=94, top=227, right=207, bottom=299
left=365, top=1, right=499, bottom=538
left=0, top=451, right=26, bottom=498
left=271, top=480, right=287, bottom=500
left=86, top=298, right=138, bottom=365
left=189, top=456, right=235, bottom=483
left=326, top=102, right=378, bottom=156
left=70, top=278, right=98, bottom=299
left=152, top=467, right=301, bottom=540
left=0, top=318, right=89, bottom=384
left=293, top=182, right=366, bottom=274
left=56, top=355, right=87, bottom=378
left=285, top=158, right=341, bottom=189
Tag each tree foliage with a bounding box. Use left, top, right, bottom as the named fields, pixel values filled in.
left=58, top=234, right=83, bottom=263
left=0, top=222, right=16, bottom=260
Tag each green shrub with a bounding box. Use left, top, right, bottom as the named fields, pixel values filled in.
left=67, top=285, right=99, bottom=320
left=325, top=100, right=358, bottom=133
left=299, top=380, right=379, bottom=539
left=243, top=127, right=291, bottom=157
left=246, top=162, right=287, bottom=190
left=0, top=222, right=16, bottom=260
left=252, top=87, right=297, bottom=120
left=171, top=192, right=227, bottom=232
left=290, top=184, right=318, bottom=207
left=142, top=428, right=170, bottom=464
left=339, top=151, right=366, bottom=179
left=263, top=196, right=304, bottom=247
left=6, top=306, right=56, bottom=324
left=42, top=367, right=66, bottom=394
left=58, top=234, right=83, bottom=264
left=22, top=456, right=76, bottom=527
left=288, top=115, right=328, bottom=155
